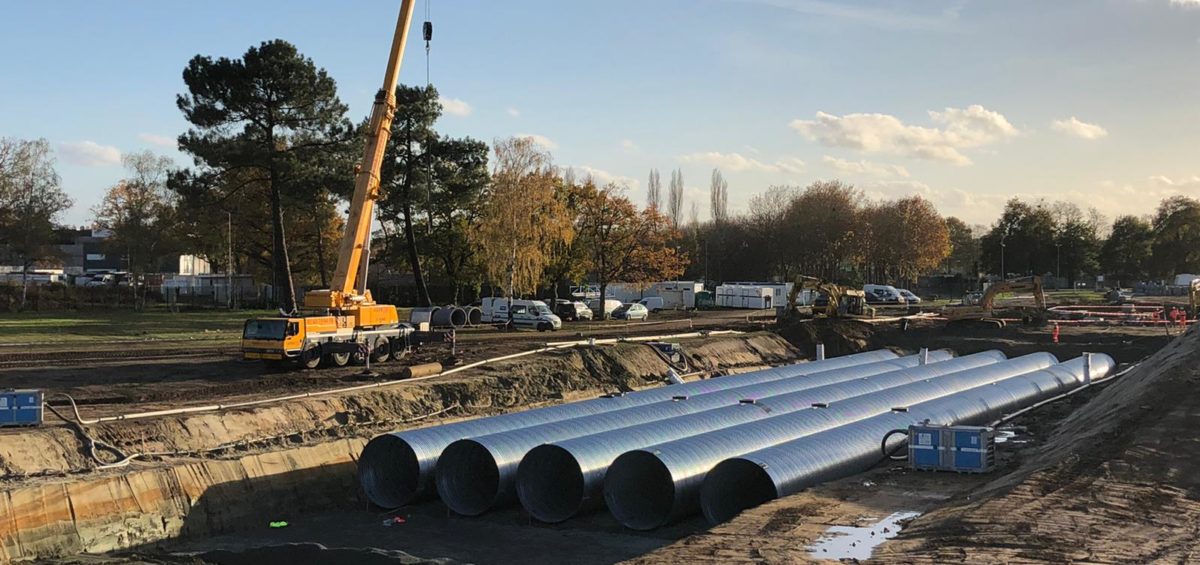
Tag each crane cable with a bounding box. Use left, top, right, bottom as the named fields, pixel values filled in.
left=424, top=0, right=433, bottom=86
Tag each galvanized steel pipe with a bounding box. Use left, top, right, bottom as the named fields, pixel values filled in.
left=604, top=352, right=1059, bottom=530
left=439, top=351, right=962, bottom=516
left=358, top=349, right=897, bottom=508
left=514, top=351, right=1003, bottom=522
left=700, top=354, right=1114, bottom=525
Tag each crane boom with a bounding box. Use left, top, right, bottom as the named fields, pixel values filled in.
left=305, top=0, right=417, bottom=310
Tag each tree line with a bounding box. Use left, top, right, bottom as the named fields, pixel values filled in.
left=5, top=39, right=1200, bottom=313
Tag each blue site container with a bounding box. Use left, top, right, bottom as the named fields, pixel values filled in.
left=908, top=424, right=994, bottom=473
left=0, top=389, right=44, bottom=427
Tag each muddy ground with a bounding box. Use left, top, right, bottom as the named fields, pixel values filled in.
left=1, top=310, right=1183, bottom=564
left=0, top=310, right=767, bottom=419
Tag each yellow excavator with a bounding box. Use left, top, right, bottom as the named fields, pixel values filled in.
left=943, top=275, right=1047, bottom=327
left=242, top=1, right=422, bottom=369
left=785, top=275, right=875, bottom=318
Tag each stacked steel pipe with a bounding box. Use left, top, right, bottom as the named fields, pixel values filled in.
left=359, top=349, right=897, bottom=508
left=357, top=347, right=1113, bottom=530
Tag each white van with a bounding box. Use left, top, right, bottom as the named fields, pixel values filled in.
left=480, top=298, right=562, bottom=331
left=638, top=297, right=665, bottom=312
left=863, top=284, right=906, bottom=305
left=586, top=298, right=624, bottom=317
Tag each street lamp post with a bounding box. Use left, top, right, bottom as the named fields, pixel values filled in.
left=1055, top=242, right=1062, bottom=289
left=1000, top=238, right=1007, bottom=279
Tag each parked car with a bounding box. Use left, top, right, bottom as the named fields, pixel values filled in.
left=586, top=298, right=624, bottom=317
left=863, top=284, right=906, bottom=305
left=612, top=302, right=649, bottom=321
left=897, top=289, right=922, bottom=304
left=552, top=299, right=593, bottom=321
left=638, top=296, right=665, bottom=312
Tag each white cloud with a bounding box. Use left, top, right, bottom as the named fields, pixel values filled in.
left=790, top=105, right=1019, bottom=165
left=679, top=151, right=805, bottom=174
left=1149, top=175, right=1200, bottom=189
left=506, top=107, right=521, bottom=117
left=59, top=141, right=121, bottom=166
left=516, top=133, right=558, bottom=150
left=857, top=174, right=1200, bottom=226
left=822, top=155, right=910, bottom=178
left=739, top=0, right=961, bottom=31
left=570, top=165, right=639, bottom=189
left=137, top=133, right=175, bottom=148
left=1051, top=117, right=1109, bottom=140
left=438, top=96, right=472, bottom=117
left=1170, top=0, right=1200, bottom=8
left=621, top=139, right=638, bottom=152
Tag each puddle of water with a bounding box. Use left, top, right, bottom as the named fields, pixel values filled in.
left=806, top=511, right=921, bottom=562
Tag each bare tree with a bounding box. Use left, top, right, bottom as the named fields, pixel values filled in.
left=646, top=168, right=661, bottom=211
left=667, top=168, right=684, bottom=226
left=709, top=168, right=728, bottom=223
left=93, top=151, right=178, bottom=308
left=0, top=138, right=72, bottom=309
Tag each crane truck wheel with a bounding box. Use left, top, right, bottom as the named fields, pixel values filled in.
left=327, top=351, right=351, bottom=367
left=389, top=337, right=410, bottom=361
left=299, top=345, right=323, bottom=370
left=370, top=337, right=391, bottom=363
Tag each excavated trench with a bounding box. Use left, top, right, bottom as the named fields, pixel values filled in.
left=0, top=332, right=798, bottom=562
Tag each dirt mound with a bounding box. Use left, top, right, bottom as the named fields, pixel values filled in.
left=878, top=324, right=1200, bottom=563
left=775, top=318, right=878, bottom=357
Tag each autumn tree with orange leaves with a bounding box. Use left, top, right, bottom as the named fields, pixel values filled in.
left=576, top=182, right=686, bottom=318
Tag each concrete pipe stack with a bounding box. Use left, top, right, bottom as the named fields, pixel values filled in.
left=431, top=306, right=468, bottom=329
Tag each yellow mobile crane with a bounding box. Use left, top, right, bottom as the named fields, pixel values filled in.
left=242, top=1, right=419, bottom=369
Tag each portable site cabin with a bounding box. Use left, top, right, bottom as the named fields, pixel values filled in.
left=714, top=284, right=774, bottom=309
left=714, top=282, right=796, bottom=309
left=569, top=281, right=704, bottom=310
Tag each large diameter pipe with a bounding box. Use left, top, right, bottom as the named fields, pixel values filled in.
left=431, top=306, right=468, bottom=329
left=441, top=350, right=963, bottom=516
left=515, top=350, right=998, bottom=522
left=358, top=349, right=897, bottom=508
left=466, top=306, right=482, bottom=326
left=604, top=352, right=1059, bottom=530
left=701, top=354, right=1114, bottom=525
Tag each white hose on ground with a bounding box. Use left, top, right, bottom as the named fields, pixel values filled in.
left=988, top=360, right=1142, bottom=428
left=54, top=330, right=744, bottom=425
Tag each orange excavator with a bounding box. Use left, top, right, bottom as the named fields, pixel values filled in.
left=242, top=1, right=426, bottom=368
left=943, top=275, right=1047, bottom=327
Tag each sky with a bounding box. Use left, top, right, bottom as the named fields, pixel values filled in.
left=2, top=0, right=1198, bottom=227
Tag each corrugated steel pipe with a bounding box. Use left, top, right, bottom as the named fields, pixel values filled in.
left=515, top=350, right=1001, bottom=523
left=431, top=306, right=467, bottom=329
left=440, top=350, right=961, bottom=516
left=358, top=349, right=898, bottom=508
left=466, top=306, right=482, bottom=326
left=700, top=354, right=1114, bottom=526
left=604, top=352, right=1059, bottom=530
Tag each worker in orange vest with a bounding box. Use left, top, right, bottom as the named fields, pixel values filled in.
left=1052, top=322, right=1060, bottom=344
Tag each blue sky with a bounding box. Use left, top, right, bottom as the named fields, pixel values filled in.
left=2, top=0, right=1198, bottom=226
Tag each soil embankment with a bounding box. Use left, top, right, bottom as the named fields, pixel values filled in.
left=878, top=323, right=1200, bottom=563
